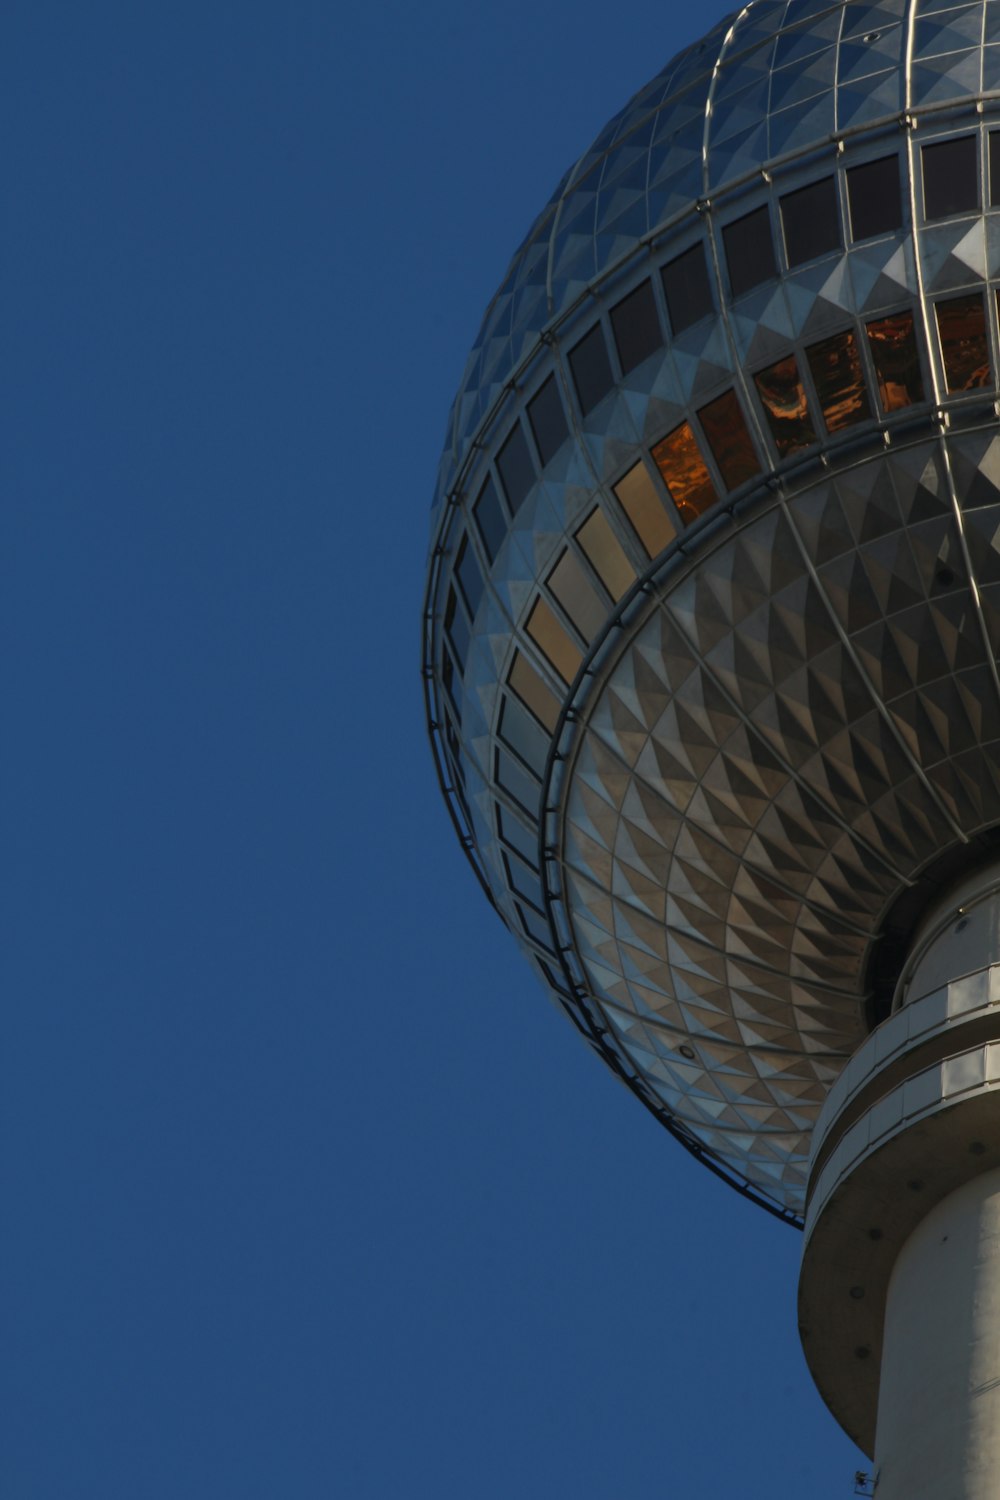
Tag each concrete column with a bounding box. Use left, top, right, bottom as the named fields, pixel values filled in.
left=875, top=1167, right=1000, bottom=1499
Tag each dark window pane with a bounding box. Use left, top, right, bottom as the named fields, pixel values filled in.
left=780, top=177, right=841, bottom=267
left=661, top=243, right=714, bottom=333
left=754, top=355, right=817, bottom=457
left=441, top=645, right=459, bottom=713
left=444, top=586, right=470, bottom=672
left=723, top=206, right=777, bottom=297
left=527, top=375, right=569, bottom=466
left=805, top=330, right=872, bottom=432
left=697, top=390, right=760, bottom=490
left=866, top=313, right=925, bottom=411
left=474, top=476, right=506, bottom=565
left=495, top=746, right=539, bottom=816
left=497, top=804, right=539, bottom=868
left=991, top=132, right=1000, bottom=208
left=498, top=695, right=548, bottom=776
left=923, top=136, right=979, bottom=220
left=508, top=650, right=560, bottom=733
left=568, top=324, right=614, bottom=414
left=610, top=280, right=663, bottom=374
left=454, top=534, right=484, bottom=616
left=496, top=422, right=535, bottom=513
left=518, top=901, right=552, bottom=948
left=503, top=851, right=544, bottom=908
left=650, top=423, right=717, bottom=525
left=848, top=155, right=903, bottom=240
left=936, top=294, right=991, bottom=393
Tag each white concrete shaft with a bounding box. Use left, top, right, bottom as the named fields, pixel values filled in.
left=875, top=1166, right=1000, bottom=1499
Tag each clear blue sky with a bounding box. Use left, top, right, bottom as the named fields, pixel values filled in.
left=0, top=3, right=865, bottom=1496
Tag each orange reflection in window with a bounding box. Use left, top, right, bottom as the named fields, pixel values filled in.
left=650, top=422, right=717, bottom=525
left=936, top=294, right=991, bottom=394
left=697, top=390, right=760, bottom=489
left=754, top=355, right=816, bottom=457
left=866, top=312, right=925, bottom=412
left=806, top=330, right=872, bottom=433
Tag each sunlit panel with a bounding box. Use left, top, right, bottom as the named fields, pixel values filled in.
left=806, top=331, right=872, bottom=432
left=754, top=355, right=816, bottom=456
left=650, top=423, right=717, bottom=525
left=613, top=461, right=677, bottom=558
left=525, top=596, right=583, bottom=685
left=576, top=509, right=636, bottom=601
left=866, top=312, right=925, bottom=412
left=936, top=294, right=991, bottom=393
left=508, top=650, right=561, bottom=733
left=547, top=549, right=607, bottom=640
left=697, top=390, right=761, bottom=489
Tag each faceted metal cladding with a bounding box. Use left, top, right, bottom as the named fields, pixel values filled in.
left=423, top=0, right=1000, bottom=1220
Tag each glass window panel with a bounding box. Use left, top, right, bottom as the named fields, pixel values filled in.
left=650, top=423, right=718, bottom=525
left=661, top=242, right=714, bottom=333
left=503, top=851, right=545, bottom=908
left=454, top=534, right=484, bottom=616
left=444, top=586, right=470, bottom=672
left=497, top=803, right=539, bottom=869
left=495, top=746, right=538, bottom=816
left=936, top=294, right=992, bottom=393
left=780, top=177, right=841, bottom=267
left=723, top=206, right=777, bottom=297
left=754, top=354, right=817, bottom=457
left=610, top=280, right=663, bottom=374
left=866, top=311, right=926, bottom=411
left=474, top=476, right=506, bottom=565
left=508, top=650, right=560, bottom=733
left=613, top=460, right=677, bottom=558
left=848, top=155, right=903, bottom=240
left=441, top=645, right=459, bottom=713
left=805, top=330, right=872, bottom=432
left=547, top=549, right=607, bottom=641
left=498, top=695, right=548, bottom=776
left=991, top=132, right=1000, bottom=208
left=444, top=715, right=464, bottom=788
left=568, top=324, right=614, bottom=414
left=526, top=596, right=584, bottom=685
left=527, top=375, right=569, bottom=466
left=496, top=422, right=535, bottom=513
left=697, top=390, right=761, bottom=489
left=576, top=509, right=636, bottom=601
left=923, top=136, right=979, bottom=220
left=518, top=901, right=552, bottom=949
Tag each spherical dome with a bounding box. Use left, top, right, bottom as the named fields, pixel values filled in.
left=424, top=0, right=1000, bottom=1220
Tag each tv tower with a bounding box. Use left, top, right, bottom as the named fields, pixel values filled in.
left=423, top=3, right=1000, bottom=1493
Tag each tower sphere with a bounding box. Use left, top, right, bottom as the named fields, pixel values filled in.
left=424, top=0, right=1000, bottom=1224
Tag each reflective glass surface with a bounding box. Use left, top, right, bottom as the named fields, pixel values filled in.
left=936, top=294, right=991, bottom=393
left=547, top=549, right=607, bottom=641
left=650, top=423, right=717, bottom=524
left=525, top=596, right=583, bottom=684
left=806, top=331, right=872, bottom=432
left=697, top=390, right=761, bottom=489
left=568, top=324, right=614, bottom=413
left=509, top=650, right=560, bottom=733
left=576, top=509, right=636, bottom=601
left=496, top=422, right=535, bottom=513
left=474, top=477, right=506, bottom=565
left=866, top=312, right=925, bottom=412
left=754, top=355, right=817, bottom=456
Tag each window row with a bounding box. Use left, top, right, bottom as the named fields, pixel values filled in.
left=452, top=288, right=996, bottom=723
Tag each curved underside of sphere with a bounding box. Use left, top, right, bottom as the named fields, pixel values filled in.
left=424, top=0, right=1000, bottom=1218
